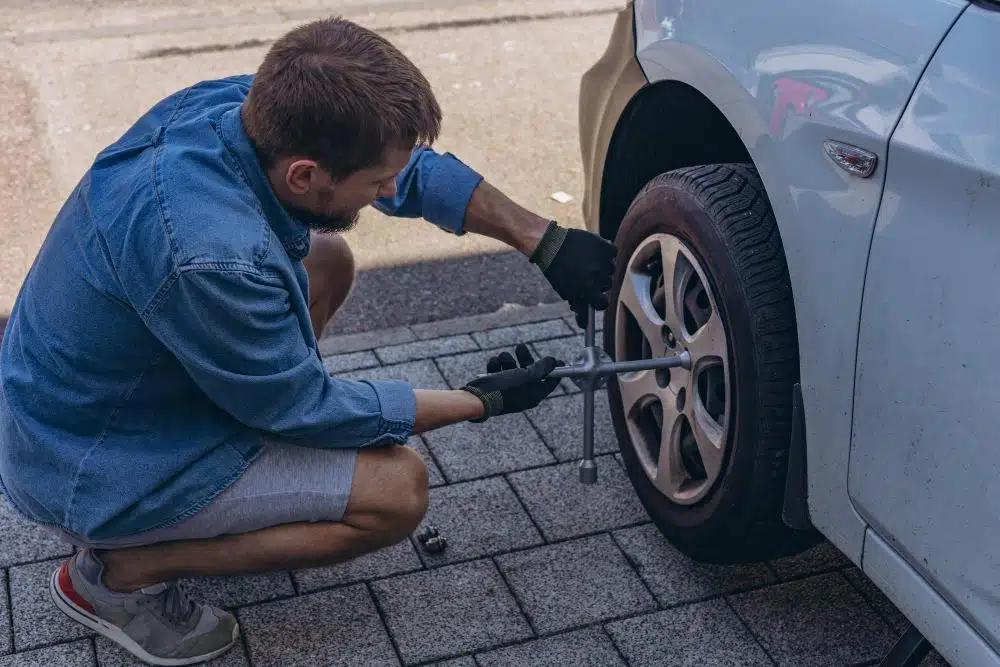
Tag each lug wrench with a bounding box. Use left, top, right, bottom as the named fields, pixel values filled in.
left=559, top=307, right=690, bottom=484
left=480, top=308, right=691, bottom=484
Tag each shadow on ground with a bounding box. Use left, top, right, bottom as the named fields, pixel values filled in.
left=327, top=249, right=561, bottom=335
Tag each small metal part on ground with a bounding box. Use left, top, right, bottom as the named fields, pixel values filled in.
left=423, top=536, right=448, bottom=553
left=417, top=525, right=440, bottom=544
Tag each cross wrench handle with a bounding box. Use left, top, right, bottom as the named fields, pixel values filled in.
left=471, top=310, right=693, bottom=486
left=579, top=307, right=598, bottom=484
left=547, top=352, right=691, bottom=379
left=473, top=352, right=691, bottom=381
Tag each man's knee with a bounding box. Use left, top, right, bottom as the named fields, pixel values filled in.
left=306, top=233, right=355, bottom=291
left=304, top=233, right=356, bottom=336
left=387, top=445, right=429, bottom=533
left=347, top=444, right=429, bottom=539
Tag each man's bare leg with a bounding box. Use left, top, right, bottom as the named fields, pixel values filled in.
left=99, top=444, right=428, bottom=592
left=302, top=231, right=355, bottom=337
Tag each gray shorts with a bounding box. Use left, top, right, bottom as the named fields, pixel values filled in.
left=56, top=439, right=358, bottom=550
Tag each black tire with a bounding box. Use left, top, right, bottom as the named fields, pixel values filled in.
left=604, top=163, right=819, bottom=564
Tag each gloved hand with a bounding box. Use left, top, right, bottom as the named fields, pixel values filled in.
left=461, top=344, right=562, bottom=422
left=530, top=221, right=616, bottom=328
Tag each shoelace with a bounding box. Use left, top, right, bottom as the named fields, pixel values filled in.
left=155, top=582, right=198, bottom=627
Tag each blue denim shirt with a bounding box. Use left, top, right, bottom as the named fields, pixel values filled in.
left=0, top=75, right=483, bottom=541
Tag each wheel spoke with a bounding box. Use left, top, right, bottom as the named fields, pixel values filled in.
left=653, top=407, right=686, bottom=498
left=618, top=270, right=665, bottom=353
left=686, top=311, right=727, bottom=362
left=689, top=400, right=725, bottom=482
left=617, top=370, right=666, bottom=418
left=657, top=237, right=687, bottom=334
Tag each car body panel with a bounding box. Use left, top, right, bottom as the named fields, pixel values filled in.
left=865, top=528, right=999, bottom=667
left=579, top=0, right=648, bottom=235
left=851, top=4, right=1000, bottom=654
left=627, top=0, right=967, bottom=563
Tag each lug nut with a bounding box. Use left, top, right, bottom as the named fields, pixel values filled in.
left=423, top=536, right=448, bottom=553
left=662, top=327, right=676, bottom=348
left=416, top=525, right=440, bottom=544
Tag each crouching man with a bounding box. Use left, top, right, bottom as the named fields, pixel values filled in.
left=0, top=16, right=615, bottom=666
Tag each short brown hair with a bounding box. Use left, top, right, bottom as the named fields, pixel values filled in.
left=242, top=18, right=441, bottom=178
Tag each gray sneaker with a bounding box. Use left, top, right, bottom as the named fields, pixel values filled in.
left=50, top=549, right=239, bottom=666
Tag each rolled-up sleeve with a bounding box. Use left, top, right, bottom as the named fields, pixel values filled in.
left=144, top=265, right=415, bottom=448
left=372, top=145, right=483, bottom=235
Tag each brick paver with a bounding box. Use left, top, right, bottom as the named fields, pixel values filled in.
left=495, top=534, right=656, bottom=634
left=96, top=636, right=251, bottom=667
left=0, top=501, right=72, bottom=570
left=9, top=559, right=94, bottom=651
left=375, top=335, right=478, bottom=365
left=611, top=523, right=776, bottom=606
left=371, top=560, right=532, bottom=664
left=0, top=325, right=952, bottom=666
left=607, top=600, right=773, bottom=667
left=729, top=572, right=896, bottom=667
left=476, top=627, right=624, bottom=667
left=179, top=571, right=294, bottom=610
left=341, top=359, right=449, bottom=390
left=321, top=350, right=380, bottom=374
left=0, top=640, right=95, bottom=667
left=406, top=436, right=446, bottom=488
left=524, top=391, right=616, bottom=461
left=769, top=541, right=852, bottom=580
left=506, top=457, right=647, bottom=541
left=424, top=415, right=554, bottom=482
left=239, top=585, right=398, bottom=667
left=293, top=539, right=422, bottom=594
left=530, top=333, right=585, bottom=394
left=470, top=319, right=572, bottom=349
left=413, top=478, right=543, bottom=567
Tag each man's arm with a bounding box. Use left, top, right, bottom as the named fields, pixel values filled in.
left=412, top=389, right=485, bottom=433
left=373, top=145, right=617, bottom=327
left=144, top=265, right=492, bottom=447
left=372, top=146, right=546, bottom=254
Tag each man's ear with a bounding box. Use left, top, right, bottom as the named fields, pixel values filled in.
left=285, top=159, right=319, bottom=195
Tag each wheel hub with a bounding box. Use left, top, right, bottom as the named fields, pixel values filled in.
left=614, top=233, right=731, bottom=505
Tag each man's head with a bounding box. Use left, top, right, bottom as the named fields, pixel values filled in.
left=242, top=18, right=441, bottom=233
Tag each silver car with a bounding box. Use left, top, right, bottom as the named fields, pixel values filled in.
left=578, top=1, right=1000, bottom=665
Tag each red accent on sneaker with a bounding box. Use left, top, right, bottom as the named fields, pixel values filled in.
left=58, top=562, right=96, bottom=615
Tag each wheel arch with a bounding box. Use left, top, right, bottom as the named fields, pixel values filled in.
left=597, top=80, right=752, bottom=242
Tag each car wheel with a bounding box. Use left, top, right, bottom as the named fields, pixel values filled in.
left=604, top=163, right=819, bottom=564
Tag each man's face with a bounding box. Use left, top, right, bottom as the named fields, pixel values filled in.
left=278, top=146, right=412, bottom=234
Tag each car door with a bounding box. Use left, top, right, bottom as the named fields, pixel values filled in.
left=849, top=2, right=1000, bottom=653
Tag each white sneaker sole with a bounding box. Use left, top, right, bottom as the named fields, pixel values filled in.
left=49, top=566, right=239, bottom=667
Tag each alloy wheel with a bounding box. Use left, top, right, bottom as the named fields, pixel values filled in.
left=614, top=233, right=731, bottom=505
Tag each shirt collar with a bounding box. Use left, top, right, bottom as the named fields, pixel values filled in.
left=218, top=105, right=311, bottom=260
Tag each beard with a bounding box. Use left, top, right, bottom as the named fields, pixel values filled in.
left=283, top=204, right=361, bottom=234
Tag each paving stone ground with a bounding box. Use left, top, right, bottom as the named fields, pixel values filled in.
left=0, top=317, right=954, bottom=666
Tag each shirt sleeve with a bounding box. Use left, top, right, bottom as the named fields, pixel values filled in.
left=143, top=265, right=415, bottom=448
left=372, top=145, right=484, bottom=235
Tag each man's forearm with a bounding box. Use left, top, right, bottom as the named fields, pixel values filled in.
left=411, top=389, right=485, bottom=434
left=463, top=181, right=550, bottom=257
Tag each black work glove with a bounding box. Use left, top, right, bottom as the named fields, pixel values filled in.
left=530, top=221, right=616, bottom=328
left=461, top=344, right=562, bottom=422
